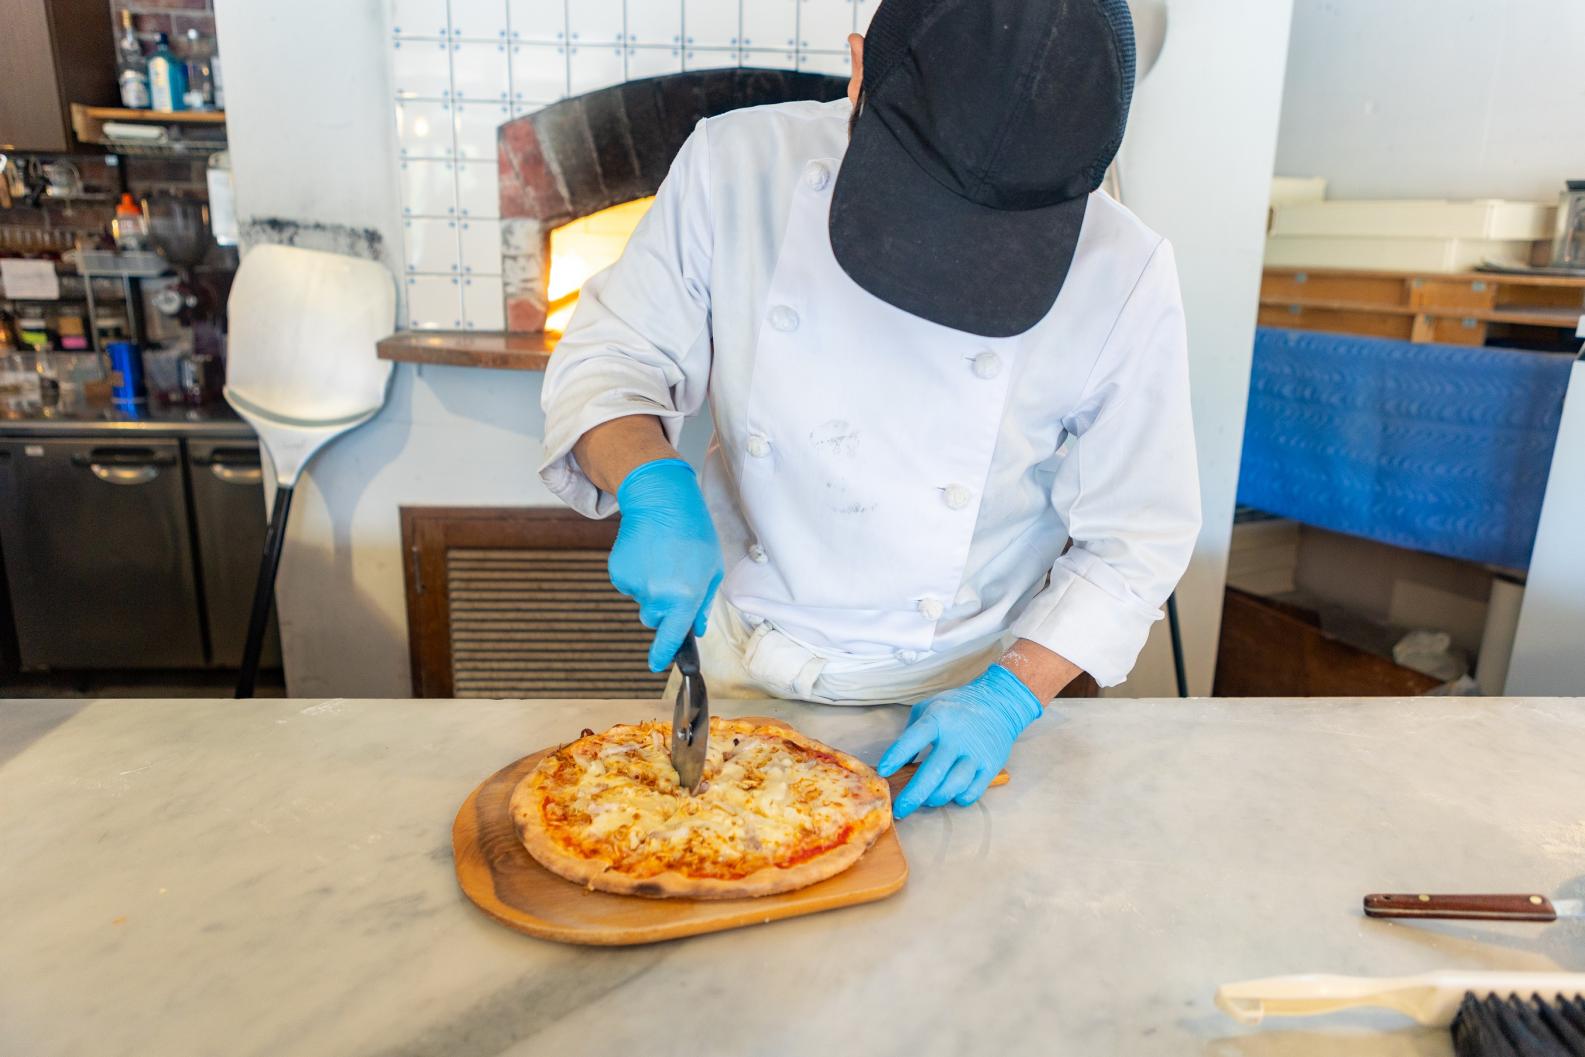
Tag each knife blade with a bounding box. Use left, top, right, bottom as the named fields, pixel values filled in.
left=669, top=630, right=709, bottom=794
left=1363, top=892, right=1584, bottom=922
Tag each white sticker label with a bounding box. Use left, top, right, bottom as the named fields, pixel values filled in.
left=24, top=445, right=44, bottom=457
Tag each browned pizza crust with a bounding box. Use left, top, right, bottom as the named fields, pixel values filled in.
left=510, top=718, right=891, bottom=899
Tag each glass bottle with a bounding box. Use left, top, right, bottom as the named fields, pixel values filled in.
left=183, top=28, right=214, bottom=110
left=147, top=32, right=188, bottom=112
left=115, top=10, right=151, bottom=109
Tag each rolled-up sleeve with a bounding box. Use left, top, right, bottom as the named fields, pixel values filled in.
left=538, top=120, right=714, bottom=517
left=1009, top=239, right=1202, bottom=686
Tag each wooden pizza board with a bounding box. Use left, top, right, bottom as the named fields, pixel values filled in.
left=451, top=720, right=908, bottom=946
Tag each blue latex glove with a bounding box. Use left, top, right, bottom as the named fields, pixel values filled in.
left=610, top=458, right=723, bottom=672
left=876, top=664, right=1043, bottom=819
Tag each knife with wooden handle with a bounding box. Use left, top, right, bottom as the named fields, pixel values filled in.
left=1363, top=893, right=1583, bottom=922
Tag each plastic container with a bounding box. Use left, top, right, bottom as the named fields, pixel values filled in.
left=1552, top=180, right=1585, bottom=269
left=47, top=351, right=107, bottom=386
left=17, top=312, right=50, bottom=351
left=55, top=312, right=90, bottom=351
left=68, top=248, right=169, bottom=278
left=0, top=351, right=42, bottom=415
left=143, top=344, right=185, bottom=401
left=112, top=193, right=149, bottom=253
left=207, top=151, right=238, bottom=247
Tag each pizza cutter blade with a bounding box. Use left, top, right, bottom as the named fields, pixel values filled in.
left=670, top=631, right=709, bottom=794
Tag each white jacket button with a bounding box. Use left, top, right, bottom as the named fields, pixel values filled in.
left=746, top=433, right=771, bottom=458
left=917, top=597, right=944, bottom=621
left=768, top=305, right=800, bottom=332
left=942, top=484, right=972, bottom=510
left=748, top=543, right=768, bottom=563
left=972, top=350, right=1003, bottom=379
left=894, top=649, right=921, bottom=664
left=805, top=162, right=831, bottom=191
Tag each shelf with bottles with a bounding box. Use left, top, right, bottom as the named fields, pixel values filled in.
left=95, top=8, right=226, bottom=155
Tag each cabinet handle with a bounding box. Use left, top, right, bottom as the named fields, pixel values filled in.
left=71, top=449, right=175, bottom=485
left=71, top=450, right=176, bottom=465
left=72, top=450, right=175, bottom=484
left=190, top=447, right=262, bottom=484
left=87, top=463, right=161, bottom=485
left=210, top=463, right=264, bottom=485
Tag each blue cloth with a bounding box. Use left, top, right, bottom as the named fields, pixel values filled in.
left=1237, top=327, right=1572, bottom=569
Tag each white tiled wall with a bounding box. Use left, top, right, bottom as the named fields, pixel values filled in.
left=388, top=0, right=874, bottom=329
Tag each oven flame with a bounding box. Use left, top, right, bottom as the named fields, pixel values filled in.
left=545, top=197, right=655, bottom=335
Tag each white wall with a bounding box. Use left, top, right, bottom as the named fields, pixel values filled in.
left=1109, top=0, right=1296, bottom=697
left=388, top=0, right=867, bottom=331
left=1275, top=0, right=1585, bottom=201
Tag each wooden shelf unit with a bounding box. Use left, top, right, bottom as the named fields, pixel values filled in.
left=1260, top=266, right=1585, bottom=346
left=69, top=104, right=227, bottom=150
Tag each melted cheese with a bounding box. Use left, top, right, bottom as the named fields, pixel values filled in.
left=541, top=720, right=882, bottom=879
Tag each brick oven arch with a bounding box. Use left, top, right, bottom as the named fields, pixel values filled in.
left=497, top=68, right=849, bottom=333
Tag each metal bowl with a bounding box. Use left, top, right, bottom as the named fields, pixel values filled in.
left=145, top=192, right=213, bottom=268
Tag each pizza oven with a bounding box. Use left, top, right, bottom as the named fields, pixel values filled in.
left=496, top=69, right=848, bottom=339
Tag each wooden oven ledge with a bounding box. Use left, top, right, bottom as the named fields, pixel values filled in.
left=377, top=331, right=554, bottom=371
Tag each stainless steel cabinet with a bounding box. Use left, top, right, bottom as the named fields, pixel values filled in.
left=0, top=437, right=206, bottom=668
left=187, top=440, right=280, bottom=669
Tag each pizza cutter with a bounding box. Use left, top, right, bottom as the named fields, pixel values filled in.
left=670, top=631, right=709, bottom=794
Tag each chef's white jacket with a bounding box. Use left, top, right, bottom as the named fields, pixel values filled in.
left=541, top=98, right=1201, bottom=698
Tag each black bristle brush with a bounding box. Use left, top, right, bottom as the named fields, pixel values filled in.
left=1452, top=993, right=1585, bottom=1056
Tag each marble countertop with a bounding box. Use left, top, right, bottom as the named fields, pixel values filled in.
left=2, top=696, right=1581, bottom=1057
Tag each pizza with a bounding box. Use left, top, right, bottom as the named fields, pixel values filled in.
left=510, top=717, right=892, bottom=899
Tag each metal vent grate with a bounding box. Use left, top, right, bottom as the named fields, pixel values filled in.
left=444, top=548, right=664, bottom=699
